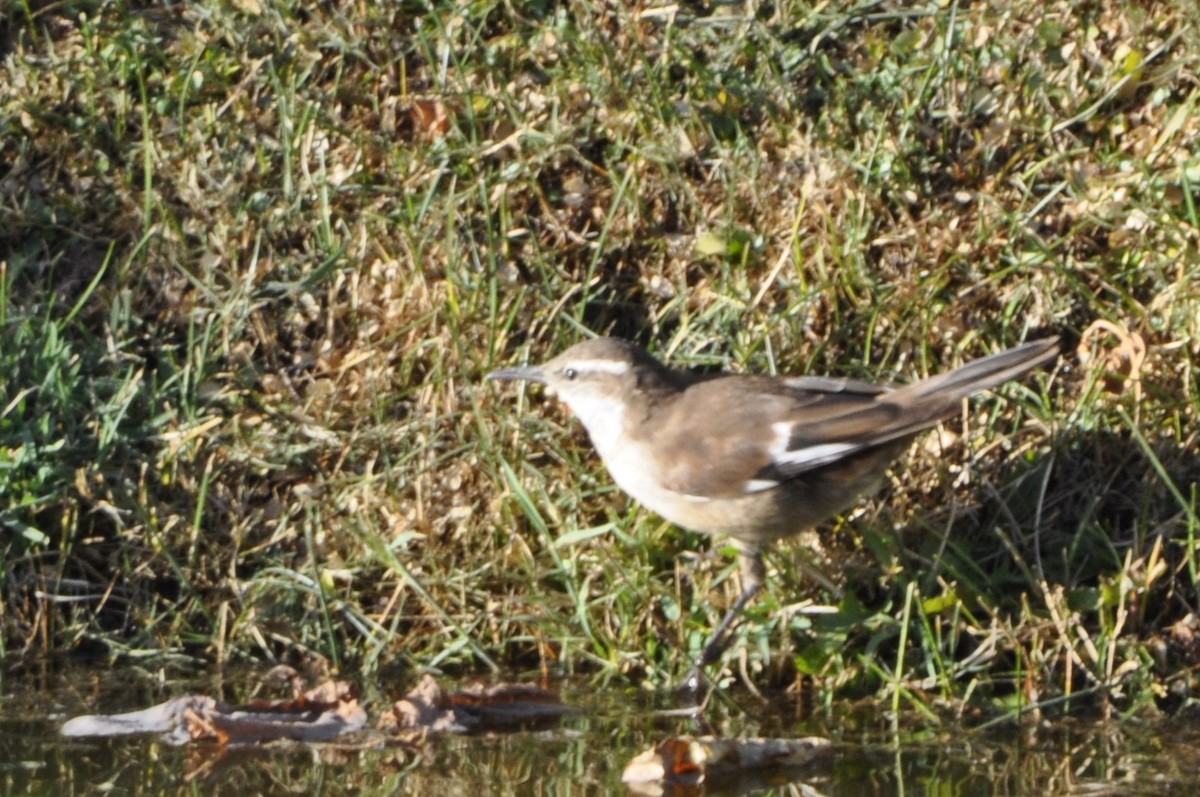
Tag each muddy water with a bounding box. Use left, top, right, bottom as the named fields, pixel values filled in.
left=3, top=665, right=1198, bottom=796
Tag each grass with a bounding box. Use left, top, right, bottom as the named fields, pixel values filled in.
left=1, top=0, right=1198, bottom=724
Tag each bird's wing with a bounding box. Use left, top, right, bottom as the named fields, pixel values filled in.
left=653, top=338, right=1057, bottom=499
left=652, top=376, right=895, bottom=499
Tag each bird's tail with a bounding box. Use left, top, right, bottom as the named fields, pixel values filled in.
left=879, top=337, right=1059, bottom=433
left=904, top=338, right=1059, bottom=402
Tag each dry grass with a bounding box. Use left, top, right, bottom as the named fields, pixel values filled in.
left=1, top=0, right=1198, bottom=721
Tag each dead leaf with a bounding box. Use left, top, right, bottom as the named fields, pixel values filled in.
left=409, top=99, right=451, bottom=141
left=622, top=735, right=832, bottom=789
left=61, top=680, right=366, bottom=746
left=379, top=674, right=573, bottom=734
left=1076, top=319, right=1146, bottom=400
left=380, top=674, right=468, bottom=734
left=449, top=680, right=570, bottom=727
left=61, top=695, right=218, bottom=738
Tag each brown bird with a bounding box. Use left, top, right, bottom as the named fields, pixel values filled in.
left=488, top=336, right=1058, bottom=684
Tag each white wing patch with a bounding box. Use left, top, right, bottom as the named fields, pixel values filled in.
left=776, top=441, right=857, bottom=468
left=769, top=421, right=857, bottom=469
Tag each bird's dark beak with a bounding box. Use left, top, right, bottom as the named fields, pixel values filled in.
left=486, top=365, right=547, bottom=384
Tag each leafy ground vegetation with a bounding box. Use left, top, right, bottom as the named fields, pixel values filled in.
left=1, top=0, right=1197, bottom=724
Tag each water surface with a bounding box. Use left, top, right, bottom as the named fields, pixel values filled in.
left=2, top=664, right=1196, bottom=795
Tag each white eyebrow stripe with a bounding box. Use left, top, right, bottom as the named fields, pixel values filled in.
left=570, top=359, right=630, bottom=375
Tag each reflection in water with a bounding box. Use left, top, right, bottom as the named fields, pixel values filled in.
left=2, top=666, right=1198, bottom=796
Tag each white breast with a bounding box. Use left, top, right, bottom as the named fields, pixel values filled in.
left=561, top=392, right=627, bottom=460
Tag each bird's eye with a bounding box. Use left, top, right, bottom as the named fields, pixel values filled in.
left=563, top=367, right=578, bottom=381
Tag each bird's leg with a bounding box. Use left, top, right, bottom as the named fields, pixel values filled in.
left=682, top=543, right=765, bottom=693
